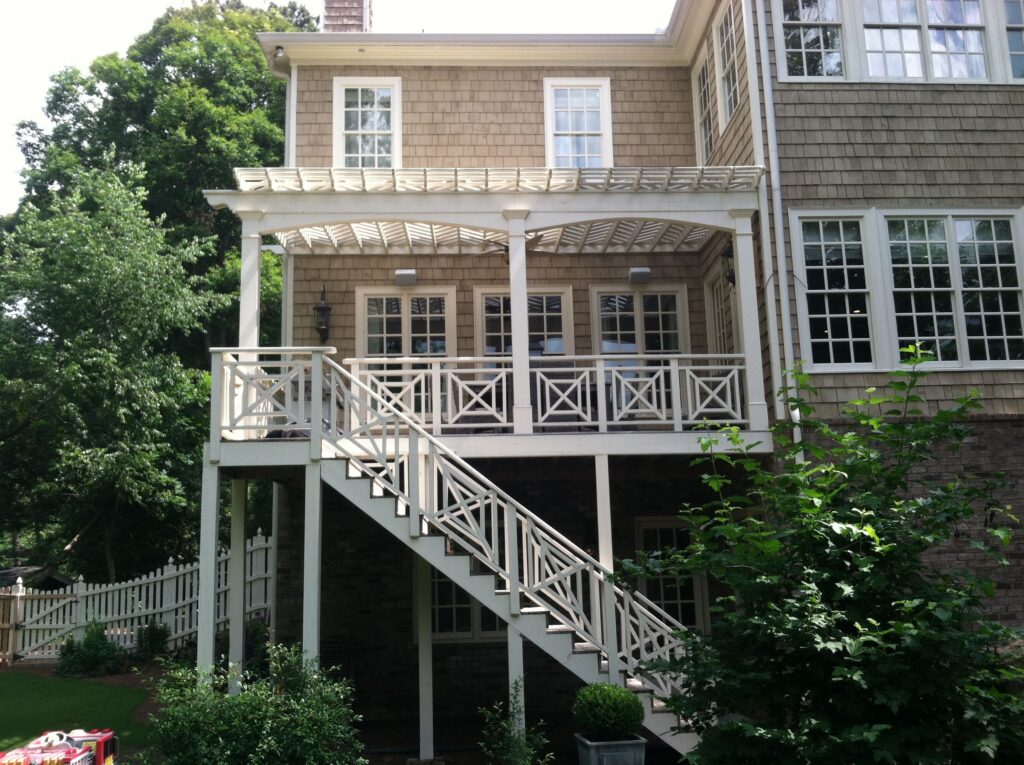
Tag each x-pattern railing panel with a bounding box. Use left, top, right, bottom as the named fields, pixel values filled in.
left=533, top=368, right=595, bottom=425
left=610, top=366, right=669, bottom=422
left=446, top=372, right=510, bottom=425
left=683, top=367, right=743, bottom=421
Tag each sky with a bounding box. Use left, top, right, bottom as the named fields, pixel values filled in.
left=0, top=0, right=677, bottom=215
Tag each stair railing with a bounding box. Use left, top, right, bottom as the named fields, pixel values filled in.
left=322, top=357, right=688, bottom=696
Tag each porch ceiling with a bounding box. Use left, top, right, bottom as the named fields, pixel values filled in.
left=220, top=166, right=764, bottom=256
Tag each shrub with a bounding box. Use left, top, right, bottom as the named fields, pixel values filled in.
left=621, top=351, right=1024, bottom=764
left=149, top=643, right=366, bottom=765
left=479, top=678, right=554, bottom=765
left=57, top=621, right=125, bottom=677
left=134, top=620, right=170, bottom=661
left=572, top=683, right=644, bottom=741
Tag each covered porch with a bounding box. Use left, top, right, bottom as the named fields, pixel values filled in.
left=205, top=165, right=771, bottom=455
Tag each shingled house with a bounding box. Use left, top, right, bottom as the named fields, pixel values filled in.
left=197, top=0, right=1024, bottom=758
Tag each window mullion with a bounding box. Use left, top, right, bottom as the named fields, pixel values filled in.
left=844, top=0, right=868, bottom=80
left=943, top=215, right=970, bottom=368
left=868, top=210, right=898, bottom=369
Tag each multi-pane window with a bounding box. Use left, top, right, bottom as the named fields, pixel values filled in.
left=1006, top=0, right=1024, bottom=76
left=544, top=79, right=612, bottom=169
left=926, top=0, right=987, bottom=78
left=636, top=522, right=707, bottom=630
left=781, top=0, right=844, bottom=77
left=796, top=211, right=1024, bottom=369
left=802, top=219, right=873, bottom=365
left=597, top=291, right=683, bottom=355
left=716, top=6, right=740, bottom=121
left=953, top=218, right=1023, bottom=360
left=696, top=57, right=716, bottom=161
left=481, top=293, right=567, bottom=356
left=333, top=78, right=401, bottom=168
left=360, top=290, right=453, bottom=357
left=431, top=570, right=505, bottom=641
left=705, top=268, right=737, bottom=355
left=864, top=1, right=925, bottom=77
left=887, top=218, right=959, bottom=361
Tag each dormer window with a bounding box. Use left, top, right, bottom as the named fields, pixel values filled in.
left=543, top=78, right=613, bottom=168
left=332, top=77, right=402, bottom=168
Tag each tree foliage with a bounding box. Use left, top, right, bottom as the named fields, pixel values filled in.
left=622, top=355, right=1024, bottom=764
left=149, top=644, right=366, bottom=765
left=0, top=164, right=218, bottom=580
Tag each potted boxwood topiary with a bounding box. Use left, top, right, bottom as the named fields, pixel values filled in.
left=572, top=682, right=646, bottom=765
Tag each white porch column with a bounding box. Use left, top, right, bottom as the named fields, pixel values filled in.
left=269, top=482, right=281, bottom=644
left=228, top=479, right=247, bottom=692
left=239, top=212, right=263, bottom=348
left=503, top=208, right=533, bottom=434
left=415, top=558, right=435, bottom=760
left=197, top=451, right=220, bottom=671
left=508, top=627, right=525, bottom=731
left=594, top=455, right=613, bottom=569
left=730, top=210, right=770, bottom=432
left=302, top=463, right=322, bottom=661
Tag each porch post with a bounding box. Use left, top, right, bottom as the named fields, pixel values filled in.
left=228, top=478, right=246, bottom=692
left=415, top=558, right=435, bottom=759
left=302, top=463, right=322, bottom=661
left=508, top=627, right=526, bottom=731
left=730, top=210, right=770, bottom=432
left=239, top=211, right=263, bottom=348
left=503, top=208, right=533, bottom=435
left=197, top=449, right=220, bottom=671
left=594, top=454, right=620, bottom=680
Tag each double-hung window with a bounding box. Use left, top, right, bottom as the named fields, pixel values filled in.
left=332, top=77, right=402, bottom=168
left=793, top=210, right=1024, bottom=369
left=593, top=287, right=688, bottom=356
left=693, top=51, right=716, bottom=162
left=635, top=520, right=709, bottom=631
left=1008, top=0, right=1024, bottom=76
left=543, top=78, right=613, bottom=168
left=780, top=0, right=845, bottom=77
left=776, top=0, right=1024, bottom=81
left=716, top=5, right=741, bottom=122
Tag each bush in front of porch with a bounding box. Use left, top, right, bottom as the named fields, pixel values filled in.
left=621, top=350, right=1024, bottom=765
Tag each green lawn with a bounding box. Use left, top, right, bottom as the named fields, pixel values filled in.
left=0, top=671, right=153, bottom=754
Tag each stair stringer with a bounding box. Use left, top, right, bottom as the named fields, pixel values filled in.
left=319, top=459, right=700, bottom=756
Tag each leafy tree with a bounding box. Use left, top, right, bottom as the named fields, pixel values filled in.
left=622, top=355, right=1024, bottom=764
left=0, top=163, right=219, bottom=580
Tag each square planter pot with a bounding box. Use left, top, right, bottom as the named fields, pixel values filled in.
left=575, top=733, right=646, bottom=765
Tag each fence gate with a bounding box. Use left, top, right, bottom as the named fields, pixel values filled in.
left=0, top=586, right=20, bottom=666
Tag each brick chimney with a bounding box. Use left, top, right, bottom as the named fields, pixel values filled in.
left=322, top=0, right=372, bottom=33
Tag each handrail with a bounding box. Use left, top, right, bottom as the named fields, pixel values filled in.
left=322, top=355, right=688, bottom=690
left=344, top=353, right=744, bottom=364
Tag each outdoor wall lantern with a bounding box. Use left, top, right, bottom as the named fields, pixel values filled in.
left=273, top=46, right=285, bottom=59
left=313, top=286, right=332, bottom=343
left=627, top=266, right=651, bottom=285
left=722, top=244, right=736, bottom=287
left=394, top=268, right=417, bottom=287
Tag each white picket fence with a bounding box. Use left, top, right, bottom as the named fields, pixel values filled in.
left=0, top=533, right=273, bottom=663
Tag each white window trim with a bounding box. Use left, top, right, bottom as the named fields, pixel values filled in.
left=542, top=77, right=614, bottom=169
left=790, top=207, right=1024, bottom=372
left=713, top=1, right=742, bottom=129
left=691, top=45, right=716, bottom=163
left=589, top=284, right=692, bottom=356
left=471, top=285, right=576, bottom=357
left=773, top=0, right=1021, bottom=84
left=634, top=517, right=710, bottom=633
left=354, top=285, right=457, bottom=358
left=332, top=76, right=403, bottom=168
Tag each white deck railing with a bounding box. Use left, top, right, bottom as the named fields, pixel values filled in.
left=345, top=353, right=747, bottom=435
left=207, top=348, right=729, bottom=697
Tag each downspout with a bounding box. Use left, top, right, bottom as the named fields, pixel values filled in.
left=740, top=0, right=784, bottom=421
left=753, top=0, right=799, bottom=428
left=284, top=64, right=298, bottom=346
